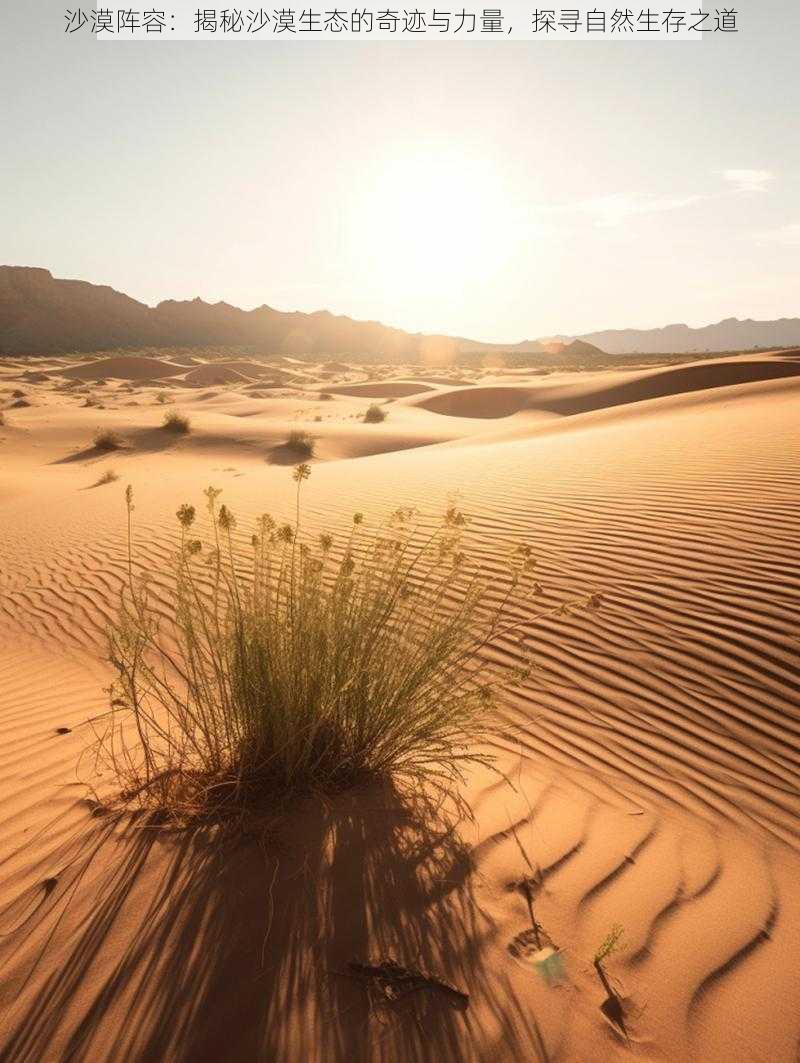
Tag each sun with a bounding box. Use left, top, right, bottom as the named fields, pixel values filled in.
left=351, top=148, right=519, bottom=309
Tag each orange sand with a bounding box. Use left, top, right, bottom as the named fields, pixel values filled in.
left=0, top=351, right=798, bottom=1061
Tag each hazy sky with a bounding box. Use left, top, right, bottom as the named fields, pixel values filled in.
left=2, top=1, right=798, bottom=341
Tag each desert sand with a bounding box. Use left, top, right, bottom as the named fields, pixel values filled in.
left=0, top=350, right=799, bottom=1061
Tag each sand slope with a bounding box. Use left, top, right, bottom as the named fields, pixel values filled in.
left=0, top=352, right=798, bottom=1061
left=60, top=355, right=187, bottom=381
left=415, top=353, right=800, bottom=419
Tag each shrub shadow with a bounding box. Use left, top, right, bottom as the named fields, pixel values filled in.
left=0, top=782, right=544, bottom=1062
left=267, top=442, right=314, bottom=466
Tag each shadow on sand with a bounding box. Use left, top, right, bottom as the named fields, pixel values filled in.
left=0, top=782, right=545, bottom=1062
left=266, top=442, right=315, bottom=466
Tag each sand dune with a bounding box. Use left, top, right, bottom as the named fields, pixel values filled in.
left=0, top=352, right=798, bottom=1062
left=190, top=359, right=295, bottom=380
left=60, top=355, right=186, bottom=381
left=323, top=380, right=437, bottom=398
left=416, top=353, right=800, bottom=419
left=182, top=364, right=254, bottom=386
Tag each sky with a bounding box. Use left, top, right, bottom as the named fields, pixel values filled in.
left=2, top=1, right=799, bottom=342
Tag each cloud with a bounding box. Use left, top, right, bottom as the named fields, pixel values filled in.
left=577, top=192, right=703, bottom=227
left=757, top=223, right=800, bottom=246
left=722, top=169, right=775, bottom=194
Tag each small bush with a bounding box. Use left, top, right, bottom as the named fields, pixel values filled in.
left=364, top=404, right=388, bottom=424
left=594, top=925, right=625, bottom=967
left=156, top=391, right=171, bottom=405
left=94, top=429, right=125, bottom=451
left=93, top=468, right=119, bottom=486
left=285, top=429, right=315, bottom=457
left=11, top=389, right=25, bottom=399
left=101, top=466, right=557, bottom=821
left=163, top=410, right=191, bottom=434
left=11, top=398, right=31, bottom=409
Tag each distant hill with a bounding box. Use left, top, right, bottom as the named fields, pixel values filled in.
left=3, top=265, right=797, bottom=361
left=573, top=318, right=800, bottom=355
left=0, top=266, right=572, bottom=363
left=0, top=267, right=422, bottom=360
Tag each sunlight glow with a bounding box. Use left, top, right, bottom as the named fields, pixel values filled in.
left=352, top=150, right=522, bottom=308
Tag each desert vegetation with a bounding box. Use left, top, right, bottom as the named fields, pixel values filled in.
left=285, top=428, right=315, bottom=457
left=162, top=410, right=191, bottom=434
left=93, top=428, right=125, bottom=451
left=93, top=468, right=119, bottom=486
left=363, top=403, right=388, bottom=423
left=100, top=465, right=555, bottom=820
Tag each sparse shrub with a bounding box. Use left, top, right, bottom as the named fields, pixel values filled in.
left=156, top=391, right=171, bottom=405
left=364, top=403, right=388, bottom=424
left=593, top=924, right=626, bottom=1030
left=11, top=398, right=31, bottom=409
left=318, top=392, right=334, bottom=401
left=594, top=924, right=624, bottom=967
left=163, top=410, right=191, bottom=434
left=11, top=389, right=25, bottom=398
left=100, top=466, right=559, bottom=821
left=94, top=428, right=125, bottom=451
left=285, top=429, right=315, bottom=457
left=94, top=468, right=119, bottom=486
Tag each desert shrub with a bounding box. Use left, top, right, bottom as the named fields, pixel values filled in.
left=0, top=411, right=5, bottom=426
left=94, top=428, right=125, bottom=451
left=364, top=403, right=388, bottom=424
left=594, top=924, right=625, bottom=967
left=94, top=468, right=119, bottom=486
left=163, top=410, right=191, bottom=434
left=318, top=392, right=334, bottom=401
left=156, top=391, right=171, bottom=404
left=11, top=398, right=31, bottom=409
left=101, top=466, right=559, bottom=820
left=285, top=429, right=315, bottom=457
left=11, top=389, right=25, bottom=398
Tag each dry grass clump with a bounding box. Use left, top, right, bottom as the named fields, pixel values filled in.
left=162, top=410, right=191, bottom=434
left=285, top=429, right=315, bottom=457
left=364, top=403, right=388, bottom=423
left=94, top=428, right=125, bottom=451
left=93, top=468, right=120, bottom=487
left=101, top=465, right=561, bottom=822
left=594, top=925, right=624, bottom=967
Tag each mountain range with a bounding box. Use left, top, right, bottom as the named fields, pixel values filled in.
left=2, top=266, right=798, bottom=360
